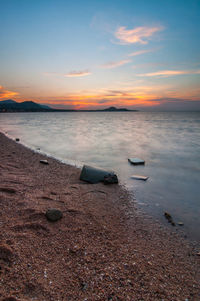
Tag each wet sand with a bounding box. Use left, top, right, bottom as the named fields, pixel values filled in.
left=0, top=132, right=199, bottom=300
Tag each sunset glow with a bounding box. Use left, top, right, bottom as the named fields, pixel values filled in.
left=0, top=86, right=19, bottom=99
left=114, top=26, right=163, bottom=45
left=0, top=0, right=199, bottom=110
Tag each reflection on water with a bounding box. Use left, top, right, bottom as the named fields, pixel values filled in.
left=1, top=111, right=200, bottom=241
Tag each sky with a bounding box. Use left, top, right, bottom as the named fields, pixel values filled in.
left=0, top=0, right=200, bottom=110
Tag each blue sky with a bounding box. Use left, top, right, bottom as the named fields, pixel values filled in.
left=0, top=0, right=200, bottom=110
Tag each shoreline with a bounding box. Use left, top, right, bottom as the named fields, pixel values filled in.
left=4, top=130, right=199, bottom=245
left=0, top=132, right=200, bottom=300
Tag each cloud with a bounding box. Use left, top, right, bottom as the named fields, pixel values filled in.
left=64, top=70, right=91, bottom=77
left=0, top=85, right=19, bottom=99
left=44, top=71, right=91, bottom=78
left=114, top=26, right=163, bottom=45
left=25, top=83, right=200, bottom=111
left=100, top=59, right=131, bottom=69
left=138, top=69, right=200, bottom=77
left=128, top=49, right=152, bottom=57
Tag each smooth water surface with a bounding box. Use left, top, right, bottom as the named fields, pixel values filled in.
left=1, top=112, right=200, bottom=241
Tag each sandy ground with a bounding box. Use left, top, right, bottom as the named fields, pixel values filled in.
left=0, top=132, right=200, bottom=301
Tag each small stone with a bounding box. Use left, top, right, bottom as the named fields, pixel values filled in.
left=164, top=212, right=172, bottom=220
left=45, top=209, right=63, bottom=222
left=15, top=138, right=20, bottom=142
left=40, top=160, right=49, bottom=165
left=178, top=222, right=184, bottom=226
left=131, top=175, right=149, bottom=181
left=0, top=244, right=13, bottom=262
left=164, top=212, right=176, bottom=226
left=128, top=158, right=145, bottom=165
left=80, top=282, right=88, bottom=291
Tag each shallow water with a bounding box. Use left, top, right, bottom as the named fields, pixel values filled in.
left=1, top=111, right=200, bottom=241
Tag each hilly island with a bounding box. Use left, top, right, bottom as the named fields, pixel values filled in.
left=0, top=100, right=137, bottom=112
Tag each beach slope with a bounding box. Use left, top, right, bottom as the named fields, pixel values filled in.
left=0, top=132, right=199, bottom=300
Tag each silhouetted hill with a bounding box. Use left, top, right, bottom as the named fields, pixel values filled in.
left=0, top=100, right=138, bottom=112
left=0, top=99, right=16, bottom=104
left=103, top=106, right=129, bottom=111
left=0, top=100, right=53, bottom=112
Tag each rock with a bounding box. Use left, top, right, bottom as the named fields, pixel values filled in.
left=45, top=209, right=63, bottom=222
left=40, top=159, right=49, bottom=165
left=164, top=212, right=176, bottom=226
left=0, top=244, right=13, bottom=262
left=128, top=158, right=145, bottom=165
left=0, top=187, right=16, bottom=194
left=15, top=138, right=20, bottom=142
left=103, top=174, right=118, bottom=184
left=164, top=212, right=172, bottom=220
left=131, top=175, right=149, bottom=181
left=178, top=222, right=184, bottom=226
left=80, top=282, right=88, bottom=291
left=80, top=165, right=118, bottom=184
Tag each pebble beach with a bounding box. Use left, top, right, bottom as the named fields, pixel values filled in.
left=0, top=132, right=200, bottom=300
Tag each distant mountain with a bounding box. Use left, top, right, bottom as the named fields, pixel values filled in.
left=103, top=106, right=129, bottom=112
left=0, top=100, right=138, bottom=113
left=0, top=99, right=16, bottom=104
left=73, top=106, right=138, bottom=112
left=0, top=99, right=53, bottom=112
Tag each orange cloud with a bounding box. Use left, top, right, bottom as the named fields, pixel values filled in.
left=139, top=69, right=200, bottom=77
left=115, top=26, right=163, bottom=45
left=100, top=59, right=131, bottom=69
left=64, top=70, right=91, bottom=77
left=38, top=89, right=163, bottom=110
left=128, top=49, right=152, bottom=56
left=0, top=86, right=19, bottom=99
left=11, top=81, right=199, bottom=110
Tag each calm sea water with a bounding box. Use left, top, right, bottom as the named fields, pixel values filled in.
left=1, top=112, right=200, bottom=241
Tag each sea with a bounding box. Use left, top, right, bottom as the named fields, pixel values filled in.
left=0, top=111, right=200, bottom=242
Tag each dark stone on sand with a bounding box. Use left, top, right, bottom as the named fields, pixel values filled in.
left=45, top=209, right=63, bottom=222
left=164, top=212, right=172, bottom=220
left=80, top=282, right=88, bottom=291
left=0, top=244, right=13, bottom=262
left=164, top=212, right=176, bottom=226
left=40, top=159, right=49, bottom=165
left=0, top=187, right=16, bottom=194
left=80, top=165, right=118, bottom=184
left=15, top=138, right=20, bottom=142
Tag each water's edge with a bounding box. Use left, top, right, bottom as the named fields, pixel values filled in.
left=2, top=129, right=198, bottom=247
